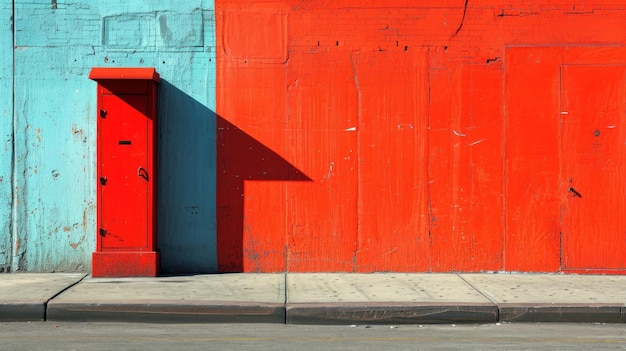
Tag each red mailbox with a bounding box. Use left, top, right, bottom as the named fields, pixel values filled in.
left=89, top=68, right=160, bottom=277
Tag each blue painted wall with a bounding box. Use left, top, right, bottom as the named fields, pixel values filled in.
left=3, top=0, right=217, bottom=273
left=0, top=2, right=13, bottom=272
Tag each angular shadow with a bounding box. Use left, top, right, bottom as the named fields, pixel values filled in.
left=157, top=80, right=216, bottom=274
left=216, top=117, right=311, bottom=272
left=158, top=80, right=310, bottom=273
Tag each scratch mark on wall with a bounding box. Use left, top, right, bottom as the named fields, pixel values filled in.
left=323, top=161, right=335, bottom=180
left=453, top=129, right=466, bottom=137
left=452, top=0, right=469, bottom=37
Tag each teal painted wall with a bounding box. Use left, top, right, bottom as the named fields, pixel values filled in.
left=0, top=2, right=13, bottom=272
left=4, top=0, right=217, bottom=273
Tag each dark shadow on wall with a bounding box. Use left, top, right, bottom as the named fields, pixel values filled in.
left=216, top=118, right=311, bottom=272
left=157, top=80, right=310, bottom=273
left=157, top=80, right=217, bottom=274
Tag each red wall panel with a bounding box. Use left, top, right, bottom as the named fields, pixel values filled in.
left=216, top=0, right=626, bottom=272
left=503, top=47, right=562, bottom=272
left=285, top=51, right=359, bottom=271
left=352, top=51, right=431, bottom=272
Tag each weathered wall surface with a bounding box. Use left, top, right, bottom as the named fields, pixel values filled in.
left=215, top=0, right=626, bottom=273
left=0, top=2, right=13, bottom=272
left=2, top=1, right=625, bottom=273
left=4, top=0, right=217, bottom=272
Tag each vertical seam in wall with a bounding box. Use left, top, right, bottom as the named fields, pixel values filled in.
left=284, top=46, right=290, bottom=273
left=9, top=0, right=16, bottom=272
left=500, top=49, right=507, bottom=271
left=425, top=48, right=433, bottom=272
left=349, top=51, right=361, bottom=273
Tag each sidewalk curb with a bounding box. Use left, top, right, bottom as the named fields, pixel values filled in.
left=6, top=302, right=626, bottom=324
left=46, top=301, right=285, bottom=324
left=286, top=302, right=498, bottom=325
left=498, top=304, right=626, bottom=323
left=0, top=302, right=46, bottom=322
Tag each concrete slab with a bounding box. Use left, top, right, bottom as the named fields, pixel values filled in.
left=0, top=273, right=86, bottom=321
left=288, top=274, right=491, bottom=303
left=47, top=274, right=285, bottom=323
left=460, top=274, right=626, bottom=323
left=286, top=274, right=497, bottom=324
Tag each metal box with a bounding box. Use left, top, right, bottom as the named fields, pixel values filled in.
left=89, top=68, right=160, bottom=277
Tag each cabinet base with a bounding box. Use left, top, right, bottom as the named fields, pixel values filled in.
left=92, top=251, right=160, bottom=277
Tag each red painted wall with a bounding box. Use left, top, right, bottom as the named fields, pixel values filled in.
left=215, top=1, right=626, bottom=273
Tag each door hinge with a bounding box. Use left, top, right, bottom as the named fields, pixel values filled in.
left=99, top=228, right=107, bottom=236
left=99, top=176, right=107, bottom=185
left=99, top=109, right=107, bottom=118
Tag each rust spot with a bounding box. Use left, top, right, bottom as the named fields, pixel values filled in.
left=72, top=124, right=83, bottom=134
left=36, top=128, right=41, bottom=143
left=63, top=226, right=71, bottom=232
left=70, top=243, right=79, bottom=249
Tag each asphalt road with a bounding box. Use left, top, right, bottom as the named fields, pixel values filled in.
left=1, top=322, right=626, bottom=350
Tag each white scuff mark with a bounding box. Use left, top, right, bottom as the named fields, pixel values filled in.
left=397, top=123, right=414, bottom=129
left=345, top=127, right=357, bottom=131
left=323, top=161, right=335, bottom=179
left=452, top=129, right=466, bottom=137
left=469, top=139, right=484, bottom=146
left=560, top=111, right=569, bottom=115
left=607, top=125, right=616, bottom=129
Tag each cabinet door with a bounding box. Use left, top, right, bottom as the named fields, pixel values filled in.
left=99, top=94, right=149, bottom=250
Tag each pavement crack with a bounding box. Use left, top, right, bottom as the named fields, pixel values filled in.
left=44, top=273, right=89, bottom=321
left=457, top=274, right=498, bottom=304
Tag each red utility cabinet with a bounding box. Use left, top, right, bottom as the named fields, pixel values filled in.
left=89, top=68, right=160, bottom=277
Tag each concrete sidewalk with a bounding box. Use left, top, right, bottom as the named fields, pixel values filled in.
left=1, top=273, right=625, bottom=324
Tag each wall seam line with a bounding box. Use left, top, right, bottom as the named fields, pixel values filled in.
left=9, top=0, right=16, bottom=272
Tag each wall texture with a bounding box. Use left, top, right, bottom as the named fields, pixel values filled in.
left=3, top=0, right=217, bottom=273
left=0, top=1, right=13, bottom=272
left=215, top=0, right=626, bottom=273
left=2, top=1, right=625, bottom=274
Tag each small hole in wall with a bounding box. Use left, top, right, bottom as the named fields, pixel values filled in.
left=336, top=41, right=339, bottom=46
left=404, top=46, right=408, bottom=51
left=162, top=61, right=166, bottom=64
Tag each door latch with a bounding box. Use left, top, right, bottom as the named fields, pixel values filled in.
left=99, top=109, right=107, bottom=118
left=568, top=187, right=582, bottom=198
left=99, top=228, right=107, bottom=236
left=99, top=176, right=107, bottom=185
left=137, top=167, right=149, bottom=181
